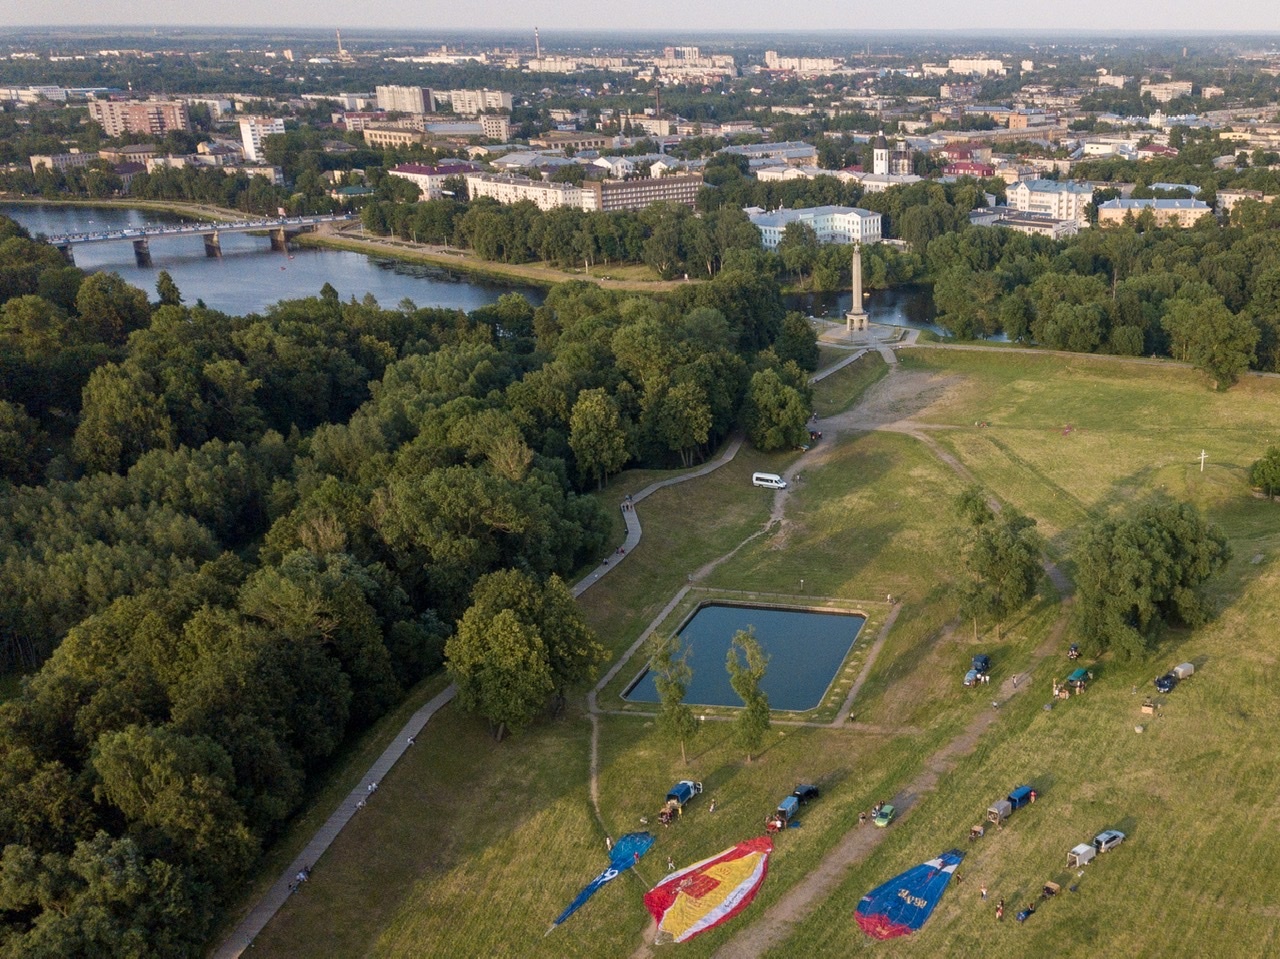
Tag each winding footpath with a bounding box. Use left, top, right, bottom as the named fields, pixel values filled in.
left=214, top=437, right=745, bottom=958
left=219, top=330, right=1069, bottom=959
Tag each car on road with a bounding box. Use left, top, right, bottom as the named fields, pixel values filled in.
left=1094, top=829, right=1125, bottom=853
left=792, top=784, right=820, bottom=804
left=873, top=803, right=896, bottom=827
left=1155, top=673, right=1178, bottom=693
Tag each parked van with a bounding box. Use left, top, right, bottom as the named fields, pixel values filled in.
left=752, top=472, right=788, bottom=490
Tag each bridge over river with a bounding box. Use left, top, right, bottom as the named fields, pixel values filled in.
left=47, top=213, right=355, bottom=265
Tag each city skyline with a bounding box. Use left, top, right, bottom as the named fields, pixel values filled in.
left=3, top=0, right=1280, bottom=35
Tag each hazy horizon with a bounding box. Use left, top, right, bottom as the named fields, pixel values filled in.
left=2, top=0, right=1279, bottom=37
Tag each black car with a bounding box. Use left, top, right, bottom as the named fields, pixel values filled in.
left=1154, top=673, right=1178, bottom=693
left=973, top=654, right=991, bottom=674
left=792, top=784, right=820, bottom=804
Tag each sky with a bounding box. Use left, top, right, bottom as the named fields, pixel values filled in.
left=2, top=0, right=1279, bottom=34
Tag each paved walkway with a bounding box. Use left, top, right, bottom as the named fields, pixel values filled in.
left=215, top=435, right=748, bottom=958
left=212, top=683, right=458, bottom=959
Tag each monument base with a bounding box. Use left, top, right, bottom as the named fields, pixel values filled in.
left=845, top=310, right=869, bottom=332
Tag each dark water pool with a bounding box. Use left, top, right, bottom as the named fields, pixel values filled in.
left=624, top=603, right=865, bottom=712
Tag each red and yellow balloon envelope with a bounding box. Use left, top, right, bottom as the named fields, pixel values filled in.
left=643, top=836, right=773, bottom=943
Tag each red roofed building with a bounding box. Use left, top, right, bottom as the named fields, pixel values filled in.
left=1137, top=143, right=1180, bottom=161
left=944, top=160, right=996, bottom=177
left=939, top=141, right=993, bottom=164
left=389, top=161, right=481, bottom=199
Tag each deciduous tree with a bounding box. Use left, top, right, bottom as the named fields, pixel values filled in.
left=726, top=629, right=770, bottom=762
left=1073, top=495, right=1230, bottom=657
left=648, top=633, right=698, bottom=764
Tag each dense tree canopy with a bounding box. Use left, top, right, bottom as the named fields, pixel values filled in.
left=1073, top=496, right=1230, bottom=658
left=0, top=212, right=806, bottom=956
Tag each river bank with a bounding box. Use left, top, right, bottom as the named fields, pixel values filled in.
left=1, top=202, right=548, bottom=316
left=1, top=195, right=688, bottom=293
left=301, top=221, right=693, bottom=293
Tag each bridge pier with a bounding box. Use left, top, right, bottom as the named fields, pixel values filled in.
left=270, top=228, right=288, bottom=252
left=203, top=232, right=222, bottom=258
left=132, top=238, right=152, bottom=267
left=55, top=242, right=75, bottom=266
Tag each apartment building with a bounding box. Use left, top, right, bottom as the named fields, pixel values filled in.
left=581, top=173, right=704, bottom=212
left=441, top=89, right=513, bottom=116
left=388, top=161, right=480, bottom=199
left=746, top=205, right=882, bottom=250
left=763, top=51, right=843, bottom=73
left=529, top=131, right=615, bottom=151
left=722, top=141, right=818, bottom=166
left=375, top=85, right=432, bottom=114
left=480, top=115, right=511, bottom=140
left=30, top=152, right=97, bottom=174
left=948, top=58, right=1007, bottom=77
left=1140, top=81, right=1193, bottom=103
left=238, top=116, right=285, bottom=163
left=464, top=171, right=703, bottom=213
left=1096, top=197, right=1212, bottom=227
left=88, top=99, right=190, bottom=138
left=464, top=173, right=584, bottom=211
left=1007, top=179, right=1096, bottom=227
left=361, top=126, right=426, bottom=149
left=98, top=144, right=161, bottom=165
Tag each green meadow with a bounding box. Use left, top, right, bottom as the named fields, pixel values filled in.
left=241, top=348, right=1280, bottom=959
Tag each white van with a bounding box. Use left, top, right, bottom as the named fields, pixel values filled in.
left=752, top=472, right=788, bottom=490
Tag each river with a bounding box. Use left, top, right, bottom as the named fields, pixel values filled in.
left=4, top=203, right=941, bottom=328
left=2, top=203, right=546, bottom=316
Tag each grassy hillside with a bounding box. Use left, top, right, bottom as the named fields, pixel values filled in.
left=244, top=348, right=1280, bottom=959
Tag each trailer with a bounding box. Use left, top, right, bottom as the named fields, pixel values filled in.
left=1068, top=843, right=1096, bottom=868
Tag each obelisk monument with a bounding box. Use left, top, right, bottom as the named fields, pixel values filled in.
left=846, top=243, right=867, bottom=332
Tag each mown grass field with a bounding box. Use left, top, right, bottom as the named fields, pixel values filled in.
left=244, top=348, right=1280, bottom=959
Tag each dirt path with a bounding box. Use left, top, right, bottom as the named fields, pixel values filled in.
left=705, top=352, right=1075, bottom=959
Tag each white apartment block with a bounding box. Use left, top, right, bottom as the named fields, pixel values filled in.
left=1096, top=197, right=1212, bottom=227
left=1096, top=74, right=1130, bottom=89
left=480, top=115, right=512, bottom=140
left=746, top=206, right=882, bottom=250
left=238, top=117, right=285, bottom=163
left=375, top=85, right=431, bottom=114
left=1006, top=179, right=1095, bottom=227
left=948, top=58, right=1007, bottom=77
left=764, top=51, right=843, bottom=73
left=464, top=171, right=702, bottom=213
left=443, top=89, right=513, bottom=116
left=464, top=173, right=585, bottom=211
left=30, top=152, right=97, bottom=174
left=1140, top=81, right=1193, bottom=103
